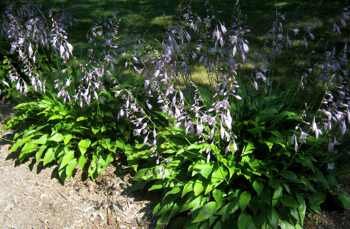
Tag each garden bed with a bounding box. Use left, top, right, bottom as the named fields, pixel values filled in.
left=0, top=106, right=151, bottom=228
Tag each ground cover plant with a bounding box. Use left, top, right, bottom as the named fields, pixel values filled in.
left=1, top=1, right=350, bottom=228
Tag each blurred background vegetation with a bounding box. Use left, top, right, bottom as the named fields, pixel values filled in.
left=1, top=0, right=349, bottom=51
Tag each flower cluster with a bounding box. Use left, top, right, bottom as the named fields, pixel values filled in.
left=0, top=4, right=73, bottom=94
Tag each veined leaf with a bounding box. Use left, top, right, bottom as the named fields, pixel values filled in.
left=238, top=213, right=256, bottom=229
left=239, top=191, right=252, bottom=211
left=253, top=180, right=264, bottom=196
left=78, top=139, right=91, bottom=155
left=180, top=196, right=205, bottom=212
left=35, top=145, right=47, bottom=162
left=192, top=201, right=217, bottom=223
left=59, top=148, right=75, bottom=169
left=43, top=148, right=56, bottom=166
left=212, top=189, right=224, bottom=206
left=182, top=181, right=194, bottom=197
left=34, top=134, right=48, bottom=145
left=149, top=183, right=163, bottom=191
left=272, top=186, right=283, bottom=206
left=78, top=155, right=87, bottom=170
left=191, top=162, right=213, bottom=179
left=76, top=116, right=88, bottom=122
left=65, top=159, right=77, bottom=178
left=49, top=133, right=64, bottom=142
left=63, top=134, right=74, bottom=145
left=194, top=180, right=204, bottom=196
left=211, top=166, right=228, bottom=185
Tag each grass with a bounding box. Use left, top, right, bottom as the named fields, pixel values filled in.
left=4, top=0, right=339, bottom=53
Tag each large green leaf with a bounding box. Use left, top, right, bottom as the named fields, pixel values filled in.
left=78, top=139, right=91, bottom=155
left=43, top=148, right=56, bottom=166
left=212, top=189, right=224, bottom=206
left=65, top=159, right=77, bottom=178
left=192, top=201, right=217, bottom=223
left=63, top=134, right=74, bottom=145
left=182, top=181, right=194, bottom=197
left=181, top=196, right=206, bottom=212
left=272, top=186, right=283, bottom=206
left=35, top=145, right=47, bottom=162
left=59, top=148, right=75, bottom=169
left=239, top=191, right=252, bottom=211
left=192, top=162, right=213, bottom=179
left=338, top=192, right=350, bottom=209
left=78, top=154, right=87, bottom=170
left=238, top=213, right=256, bottom=229
left=253, top=180, right=264, bottom=196
left=49, top=133, right=64, bottom=142
left=194, top=180, right=204, bottom=196
left=34, top=134, right=48, bottom=145
left=211, top=166, right=228, bottom=186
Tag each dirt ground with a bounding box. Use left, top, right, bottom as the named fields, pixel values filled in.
left=0, top=105, right=152, bottom=229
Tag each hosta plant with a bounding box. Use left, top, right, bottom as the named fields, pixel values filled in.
left=131, top=91, right=346, bottom=228
left=6, top=95, right=128, bottom=180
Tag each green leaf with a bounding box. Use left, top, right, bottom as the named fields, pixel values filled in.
left=49, top=133, right=64, bottom=142
left=59, top=149, right=75, bottom=169
left=10, top=138, right=26, bottom=152
left=63, top=134, right=74, bottom=145
left=43, top=148, right=55, bottom=166
left=48, top=114, right=63, bottom=121
left=76, top=116, right=88, bottom=122
left=338, top=192, right=350, bottom=209
left=217, top=202, right=239, bottom=219
left=264, top=141, right=274, bottom=151
left=296, top=196, right=306, bottom=224
left=239, top=191, right=252, bottom=211
left=279, top=220, right=295, bottom=229
left=281, top=195, right=299, bottom=208
left=211, top=166, right=228, bottom=186
left=281, top=171, right=298, bottom=182
left=181, top=196, right=205, bottom=212
left=21, top=142, right=38, bottom=156
left=272, top=186, right=283, bottom=206
left=149, top=183, right=163, bottom=191
left=193, top=202, right=217, bottom=223
left=78, top=155, right=87, bottom=170
left=192, top=162, right=213, bottom=179
left=182, top=181, right=194, bottom=197
left=78, top=139, right=91, bottom=155
left=267, top=208, right=279, bottom=227
left=309, top=193, right=326, bottom=212
left=242, top=143, right=255, bottom=155
left=65, top=159, right=77, bottom=178
left=115, top=140, right=126, bottom=150
left=35, top=145, right=47, bottom=162
left=238, top=213, right=256, bottom=229
left=212, top=189, right=224, bottom=206
left=164, top=187, right=181, bottom=198
left=252, top=180, right=264, bottom=196
left=194, top=180, right=204, bottom=196
left=88, top=154, right=98, bottom=178
left=91, top=127, right=99, bottom=135
left=34, top=134, right=48, bottom=145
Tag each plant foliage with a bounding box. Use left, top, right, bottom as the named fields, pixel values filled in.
left=1, top=1, right=350, bottom=228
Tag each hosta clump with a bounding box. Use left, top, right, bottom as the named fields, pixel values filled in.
left=5, top=95, right=127, bottom=180
left=131, top=91, right=346, bottom=228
